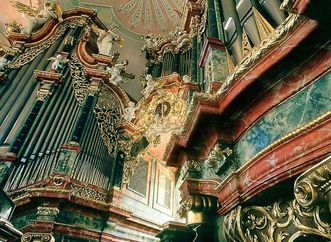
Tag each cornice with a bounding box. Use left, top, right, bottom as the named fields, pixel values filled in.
left=164, top=14, right=319, bottom=166
left=7, top=7, right=101, bottom=46
left=216, top=115, right=331, bottom=214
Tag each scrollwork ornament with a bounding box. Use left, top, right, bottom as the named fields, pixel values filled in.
left=68, top=52, right=90, bottom=105
left=181, top=160, right=203, bottom=178
left=21, top=233, right=55, bottom=242
left=94, top=84, right=122, bottom=154
left=223, top=199, right=331, bottom=242
left=122, top=150, right=142, bottom=184
left=36, top=206, right=59, bottom=216
left=69, top=183, right=108, bottom=203
left=294, top=155, right=331, bottom=210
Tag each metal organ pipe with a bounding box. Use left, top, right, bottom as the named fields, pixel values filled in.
left=4, top=86, right=38, bottom=145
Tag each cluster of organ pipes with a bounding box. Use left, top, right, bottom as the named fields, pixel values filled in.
left=149, top=0, right=286, bottom=84
left=0, top=24, right=115, bottom=193
left=222, top=0, right=286, bottom=64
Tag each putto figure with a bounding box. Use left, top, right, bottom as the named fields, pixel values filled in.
left=141, top=34, right=158, bottom=63
left=10, top=0, right=63, bottom=35
left=0, top=56, right=9, bottom=71
left=95, top=27, right=123, bottom=56
left=48, top=54, right=69, bottom=72
left=106, top=60, right=129, bottom=85
left=123, top=101, right=138, bottom=122
left=141, top=74, right=155, bottom=97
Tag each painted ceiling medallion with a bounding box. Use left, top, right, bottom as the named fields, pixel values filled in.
left=118, top=0, right=184, bottom=34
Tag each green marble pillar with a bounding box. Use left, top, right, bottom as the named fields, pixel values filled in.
left=205, top=47, right=228, bottom=84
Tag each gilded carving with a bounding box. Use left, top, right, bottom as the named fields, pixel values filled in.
left=9, top=179, right=108, bottom=205
left=224, top=156, right=331, bottom=241
left=204, top=144, right=232, bottom=177
left=294, top=155, right=331, bottom=211
left=122, top=150, right=143, bottom=185
left=69, top=183, right=108, bottom=203
left=8, top=17, right=85, bottom=69
left=94, top=84, right=122, bottom=154
left=68, top=51, right=90, bottom=105
left=223, top=199, right=331, bottom=242
left=178, top=195, right=219, bottom=225
left=0, top=42, right=17, bottom=56
left=36, top=89, right=52, bottom=102
left=141, top=28, right=194, bottom=63
left=36, top=206, right=59, bottom=216
left=21, top=233, right=55, bottom=242
left=180, top=160, right=203, bottom=179
left=134, top=84, right=186, bottom=144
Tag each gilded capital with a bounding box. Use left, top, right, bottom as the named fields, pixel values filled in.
left=178, top=195, right=219, bottom=225
left=36, top=89, right=52, bottom=102
left=21, top=233, right=55, bottom=242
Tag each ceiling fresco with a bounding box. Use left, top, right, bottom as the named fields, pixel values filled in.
left=69, top=0, right=185, bottom=35
left=114, top=0, right=185, bottom=35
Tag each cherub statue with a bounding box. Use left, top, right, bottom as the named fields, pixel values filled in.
left=123, top=101, right=138, bottom=122
left=141, top=34, right=158, bottom=52
left=106, top=60, right=129, bottom=85
left=0, top=56, right=9, bottom=71
left=141, top=74, right=155, bottom=97
left=5, top=21, right=23, bottom=33
left=48, top=54, right=69, bottom=71
left=141, top=34, right=158, bottom=62
left=11, top=0, right=63, bottom=35
left=182, top=75, right=191, bottom=83
left=96, top=28, right=123, bottom=56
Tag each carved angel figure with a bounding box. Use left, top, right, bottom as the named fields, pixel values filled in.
left=48, top=54, right=69, bottom=71
left=141, top=34, right=158, bottom=62
left=141, top=74, right=155, bottom=97
left=123, top=101, right=138, bottom=122
left=96, top=28, right=123, bottom=56
left=141, top=34, right=158, bottom=52
left=182, top=75, right=191, bottom=83
left=10, top=0, right=63, bottom=35
left=0, top=56, right=9, bottom=71
left=106, top=60, right=129, bottom=85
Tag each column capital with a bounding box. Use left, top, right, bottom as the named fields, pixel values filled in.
left=21, top=233, right=55, bottom=242
left=178, top=194, right=219, bottom=225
